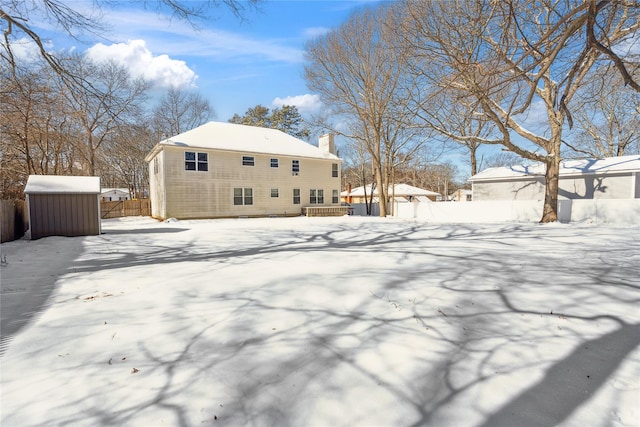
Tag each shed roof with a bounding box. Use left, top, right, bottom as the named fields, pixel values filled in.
left=468, top=154, right=640, bottom=182
left=25, top=175, right=101, bottom=194
left=146, top=121, right=340, bottom=162
left=341, top=183, right=440, bottom=197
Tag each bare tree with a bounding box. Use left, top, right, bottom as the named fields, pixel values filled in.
left=568, top=64, right=640, bottom=157
left=1, top=0, right=261, bottom=90
left=61, top=55, right=150, bottom=175
left=153, top=87, right=214, bottom=138
left=305, top=5, right=428, bottom=217
left=339, top=130, right=378, bottom=214
left=401, top=0, right=640, bottom=222
left=481, top=151, right=524, bottom=170
left=1, top=0, right=106, bottom=88
left=419, top=87, right=497, bottom=177
left=98, top=120, right=156, bottom=198
left=394, top=154, right=458, bottom=196
left=0, top=60, right=81, bottom=197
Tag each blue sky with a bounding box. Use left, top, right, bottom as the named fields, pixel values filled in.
left=20, top=0, right=487, bottom=180
left=13, top=1, right=639, bottom=181
left=20, top=0, right=550, bottom=180
left=31, top=1, right=383, bottom=122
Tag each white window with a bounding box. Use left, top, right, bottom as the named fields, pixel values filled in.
left=332, top=163, right=339, bottom=178
left=271, top=188, right=279, bottom=198
left=198, top=153, right=208, bottom=171
left=185, top=151, right=208, bottom=171
left=310, top=189, right=324, bottom=204
left=332, top=190, right=339, bottom=204
left=270, top=158, right=279, bottom=168
left=292, top=159, right=300, bottom=175
left=242, top=156, right=255, bottom=166
left=185, top=152, right=196, bottom=170
left=234, top=188, right=253, bottom=205
left=293, top=188, right=300, bottom=204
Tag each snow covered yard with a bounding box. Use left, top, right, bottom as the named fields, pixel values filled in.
left=1, top=216, right=638, bottom=427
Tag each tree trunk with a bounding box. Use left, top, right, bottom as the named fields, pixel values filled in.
left=540, top=156, right=560, bottom=223
left=470, top=145, right=477, bottom=176
left=376, top=168, right=388, bottom=217
left=89, top=149, right=96, bottom=176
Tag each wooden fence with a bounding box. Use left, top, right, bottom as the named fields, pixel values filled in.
left=101, top=199, right=151, bottom=219
left=1, top=200, right=28, bottom=243
left=0, top=198, right=151, bottom=243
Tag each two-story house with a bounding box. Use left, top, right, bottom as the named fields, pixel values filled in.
left=145, top=121, right=342, bottom=219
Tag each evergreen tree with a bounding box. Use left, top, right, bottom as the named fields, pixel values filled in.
left=229, top=104, right=310, bottom=139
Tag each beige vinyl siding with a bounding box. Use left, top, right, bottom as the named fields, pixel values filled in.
left=148, top=150, right=166, bottom=219
left=161, top=146, right=341, bottom=219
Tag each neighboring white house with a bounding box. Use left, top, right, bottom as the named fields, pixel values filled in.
left=101, top=188, right=131, bottom=202
left=341, top=183, right=441, bottom=204
left=145, top=122, right=342, bottom=219
left=342, top=183, right=441, bottom=216
left=468, top=155, right=640, bottom=201
left=449, top=188, right=472, bottom=202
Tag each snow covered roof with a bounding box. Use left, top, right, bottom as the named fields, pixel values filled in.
left=468, top=154, right=640, bottom=182
left=25, top=175, right=101, bottom=194
left=342, top=183, right=440, bottom=197
left=146, top=121, right=341, bottom=161
left=101, top=188, right=129, bottom=194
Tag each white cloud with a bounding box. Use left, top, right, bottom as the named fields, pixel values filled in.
left=303, top=27, right=331, bottom=39
left=0, top=37, right=52, bottom=64
left=272, top=94, right=322, bottom=115
left=86, top=39, right=197, bottom=88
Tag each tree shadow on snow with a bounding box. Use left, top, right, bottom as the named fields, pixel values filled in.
left=4, top=220, right=639, bottom=426
left=478, top=322, right=640, bottom=427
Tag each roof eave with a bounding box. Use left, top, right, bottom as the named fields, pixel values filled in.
left=144, top=143, right=164, bottom=163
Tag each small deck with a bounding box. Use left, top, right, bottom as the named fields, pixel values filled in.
left=302, top=206, right=351, bottom=217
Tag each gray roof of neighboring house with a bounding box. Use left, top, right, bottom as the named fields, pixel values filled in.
left=146, top=121, right=340, bottom=162
left=468, top=154, right=640, bottom=182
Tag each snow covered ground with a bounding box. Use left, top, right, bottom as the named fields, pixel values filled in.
left=1, top=216, right=638, bottom=427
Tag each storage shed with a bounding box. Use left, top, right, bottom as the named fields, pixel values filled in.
left=24, top=175, right=101, bottom=240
